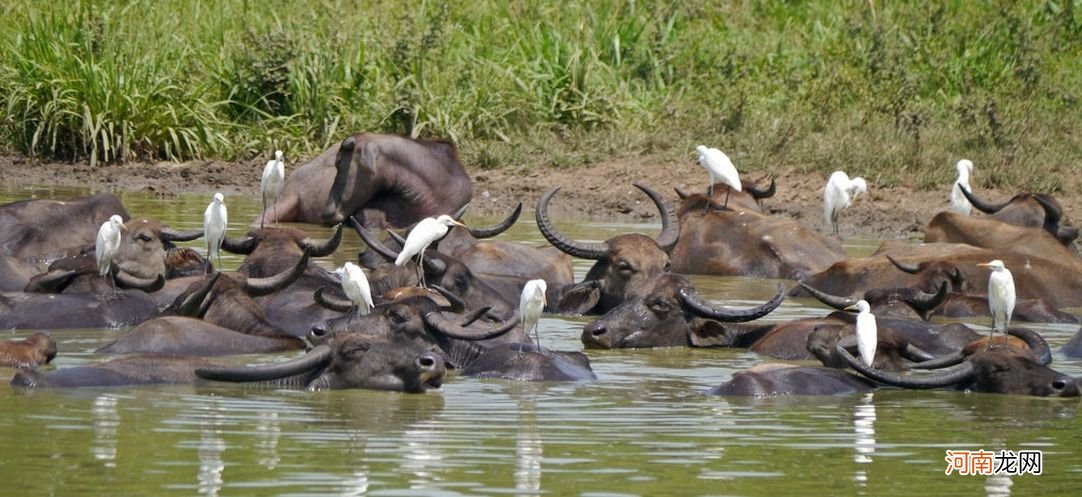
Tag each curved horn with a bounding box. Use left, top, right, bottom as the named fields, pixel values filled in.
left=949, top=267, right=966, bottom=292
left=633, top=183, right=680, bottom=252
left=679, top=284, right=785, bottom=322
left=245, top=249, right=310, bottom=296
left=173, top=272, right=222, bottom=317
left=452, top=202, right=470, bottom=221
left=535, top=187, right=609, bottom=260
left=114, top=271, right=165, bottom=293
left=1031, top=194, right=1063, bottom=226
left=798, top=281, right=857, bottom=310
left=885, top=255, right=921, bottom=274
left=304, top=223, right=343, bottom=257
left=387, top=229, right=407, bottom=246
left=352, top=217, right=400, bottom=262
left=430, top=284, right=467, bottom=313
left=1007, top=327, right=1052, bottom=366
left=220, top=235, right=257, bottom=255
left=196, top=345, right=332, bottom=382
left=910, top=351, right=966, bottom=370
left=748, top=178, right=777, bottom=199
left=313, top=286, right=352, bottom=312
left=838, top=341, right=975, bottom=388
left=422, top=311, right=518, bottom=340
left=673, top=187, right=691, bottom=199
left=959, top=185, right=1008, bottom=214
left=902, top=282, right=949, bottom=317
left=159, top=227, right=205, bottom=242
left=468, top=203, right=522, bottom=238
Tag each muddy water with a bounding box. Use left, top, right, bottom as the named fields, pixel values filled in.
left=1, top=187, right=1081, bottom=496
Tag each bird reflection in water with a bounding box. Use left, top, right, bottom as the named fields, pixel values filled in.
left=515, top=410, right=543, bottom=495
left=853, top=392, right=876, bottom=486
left=255, top=409, right=280, bottom=470
left=91, top=393, right=119, bottom=468
left=197, top=399, right=226, bottom=497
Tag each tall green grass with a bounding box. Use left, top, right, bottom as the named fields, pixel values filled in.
left=0, top=0, right=1078, bottom=190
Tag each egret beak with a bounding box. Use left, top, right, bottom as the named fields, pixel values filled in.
left=120, top=222, right=128, bottom=231
left=976, top=262, right=990, bottom=268
left=542, top=293, right=548, bottom=306
left=450, top=219, right=467, bottom=228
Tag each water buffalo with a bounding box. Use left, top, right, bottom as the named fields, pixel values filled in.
left=670, top=192, right=847, bottom=280
left=96, top=316, right=304, bottom=356
left=795, top=240, right=1082, bottom=308
left=257, top=133, right=472, bottom=228
left=674, top=178, right=777, bottom=214
left=0, top=193, right=128, bottom=261
left=0, top=333, right=57, bottom=368
left=0, top=254, right=39, bottom=292
left=312, top=296, right=595, bottom=381
left=707, top=363, right=874, bottom=396
left=581, top=273, right=786, bottom=349
left=14, top=335, right=445, bottom=393
left=924, top=211, right=1079, bottom=258
left=536, top=183, right=680, bottom=315
left=837, top=331, right=1078, bottom=397
left=0, top=291, right=159, bottom=330
left=958, top=186, right=1078, bottom=245
left=221, top=224, right=345, bottom=335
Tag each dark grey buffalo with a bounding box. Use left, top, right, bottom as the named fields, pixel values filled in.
left=96, top=316, right=303, bottom=356
left=13, top=335, right=445, bottom=393
left=536, top=183, right=680, bottom=315
left=0, top=291, right=159, bottom=330
left=0, top=193, right=128, bottom=261
left=581, top=273, right=785, bottom=349
left=708, top=363, right=874, bottom=396
left=257, top=133, right=472, bottom=228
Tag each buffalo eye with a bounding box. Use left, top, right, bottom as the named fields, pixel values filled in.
left=136, top=233, right=153, bottom=242
left=648, top=299, right=672, bottom=314
left=389, top=308, right=409, bottom=325
left=663, top=261, right=672, bottom=272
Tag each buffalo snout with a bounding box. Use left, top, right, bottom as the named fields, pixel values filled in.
left=582, top=321, right=610, bottom=348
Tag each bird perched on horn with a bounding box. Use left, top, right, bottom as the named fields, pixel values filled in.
left=204, top=192, right=228, bottom=272
left=844, top=299, right=877, bottom=367
left=260, top=150, right=285, bottom=228
left=978, top=259, right=1015, bottom=347
left=396, top=214, right=466, bottom=287
left=949, top=159, right=974, bottom=216
left=694, top=145, right=741, bottom=209
left=823, top=171, right=868, bottom=236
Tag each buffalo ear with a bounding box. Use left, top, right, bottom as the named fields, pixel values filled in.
left=555, top=282, right=601, bottom=315
left=687, top=319, right=737, bottom=347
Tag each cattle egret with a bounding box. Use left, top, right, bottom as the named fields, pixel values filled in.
left=395, top=214, right=466, bottom=287
left=695, top=145, right=741, bottom=209
left=844, top=299, right=878, bottom=367
left=261, top=150, right=286, bottom=228
left=95, top=215, right=126, bottom=290
left=978, top=260, right=1015, bottom=346
left=520, top=279, right=548, bottom=347
left=949, top=159, right=974, bottom=216
left=823, top=171, right=868, bottom=236
left=337, top=262, right=374, bottom=317
left=204, top=192, right=228, bottom=272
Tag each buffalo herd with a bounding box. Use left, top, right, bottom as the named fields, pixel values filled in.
left=2, top=132, right=1082, bottom=398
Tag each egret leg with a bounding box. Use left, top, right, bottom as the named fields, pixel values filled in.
left=416, top=253, right=427, bottom=288
left=273, top=201, right=279, bottom=227
left=723, top=189, right=731, bottom=210
left=260, top=195, right=267, bottom=229
left=704, top=184, right=714, bottom=213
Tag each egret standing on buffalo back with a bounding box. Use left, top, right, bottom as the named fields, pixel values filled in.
left=204, top=192, right=228, bottom=272
left=337, top=261, right=374, bottom=317
left=95, top=214, right=126, bottom=291
left=694, top=145, right=741, bottom=210
left=978, top=259, right=1015, bottom=347
left=520, top=279, right=548, bottom=347
left=844, top=299, right=878, bottom=367
left=395, top=214, right=466, bottom=287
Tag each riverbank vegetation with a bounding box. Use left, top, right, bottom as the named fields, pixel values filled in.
left=0, top=1, right=1078, bottom=190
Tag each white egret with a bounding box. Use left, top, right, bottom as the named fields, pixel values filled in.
left=260, top=150, right=286, bottom=228
left=95, top=215, right=126, bottom=290
left=395, top=214, right=466, bottom=287
left=337, top=262, right=374, bottom=317
left=978, top=260, right=1015, bottom=346
left=695, top=145, right=741, bottom=209
left=844, top=299, right=878, bottom=367
left=519, top=279, right=548, bottom=347
left=823, top=171, right=868, bottom=236
left=949, top=159, right=974, bottom=216
left=204, top=192, right=228, bottom=272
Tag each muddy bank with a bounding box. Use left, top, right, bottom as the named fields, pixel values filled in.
left=1, top=153, right=1071, bottom=241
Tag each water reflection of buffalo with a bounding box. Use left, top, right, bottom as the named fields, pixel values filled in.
left=257, top=133, right=472, bottom=229
left=14, top=335, right=445, bottom=393
left=313, top=296, right=595, bottom=381
left=536, top=183, right=680, bottom=315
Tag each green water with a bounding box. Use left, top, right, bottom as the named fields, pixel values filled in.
left=2, top=186, right=1081, bottom=496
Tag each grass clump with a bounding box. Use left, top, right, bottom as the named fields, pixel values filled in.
left=0, top=0, right=1077, bottom=192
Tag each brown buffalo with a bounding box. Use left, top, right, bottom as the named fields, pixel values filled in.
left=674, top=178, right=777, bottom=214
left=959, top=186, right=1078, bottom=245
left=536, top=183, right=680, bottom=315
left=0, top=333, right=57, bottom=368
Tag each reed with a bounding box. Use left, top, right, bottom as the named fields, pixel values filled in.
left=0, top=1, right=1077, bottom=190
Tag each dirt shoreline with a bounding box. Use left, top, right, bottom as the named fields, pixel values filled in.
left=1, top=153, right=1072, bottom=241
